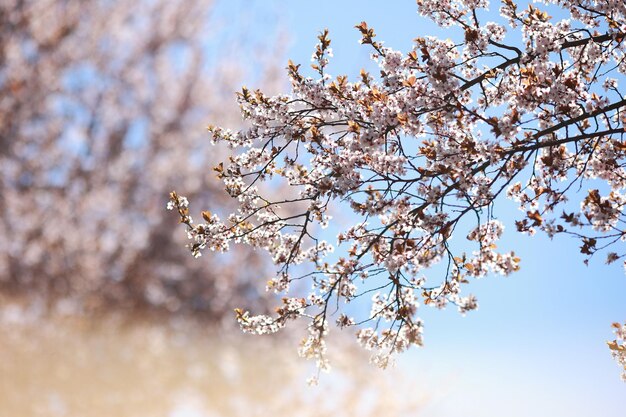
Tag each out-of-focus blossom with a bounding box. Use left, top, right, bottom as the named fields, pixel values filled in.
left=0, top=0, right=283, bottom=321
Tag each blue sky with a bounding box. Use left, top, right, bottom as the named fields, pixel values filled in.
left=213, top=1, right=626, bottom=415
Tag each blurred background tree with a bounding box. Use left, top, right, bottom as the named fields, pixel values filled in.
left=0, top=0, right=283, bottom=321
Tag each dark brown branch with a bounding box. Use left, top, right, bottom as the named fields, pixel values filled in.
left=504, top=128, right=625, bottom=155
left=531, top=99, right=626, bottom=140
left=459, top=32, right=624, bottom=94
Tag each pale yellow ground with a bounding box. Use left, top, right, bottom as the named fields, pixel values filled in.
left=0, top=304, right=426, bottom=417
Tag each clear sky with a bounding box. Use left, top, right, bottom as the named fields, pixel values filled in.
left=214, top=1, right=626, bottom=415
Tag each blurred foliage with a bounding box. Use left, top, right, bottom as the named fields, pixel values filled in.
left=0, top=0, right=283, bottom=320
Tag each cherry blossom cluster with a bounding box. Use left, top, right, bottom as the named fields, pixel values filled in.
left=171, top=0, right=626, bottom=378
left=608, top=322, right=626, bottom=381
